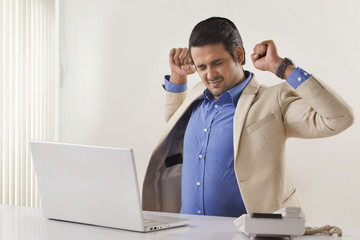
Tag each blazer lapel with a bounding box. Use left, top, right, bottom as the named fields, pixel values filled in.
left=233, top=75, right=260, bottom=160
left=159, top=82, right=206, bottom=143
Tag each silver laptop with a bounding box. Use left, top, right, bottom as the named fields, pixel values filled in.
left=30, top=140, right=189, bottom=232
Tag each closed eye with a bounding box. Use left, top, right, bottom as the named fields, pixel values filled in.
left=196, top=58, right=224, bottom=71
left=197, top=65, right=206, bottom=71
left=213, top=59, right=224, bottom=65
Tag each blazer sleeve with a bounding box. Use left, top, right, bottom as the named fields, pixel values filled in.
left=163, top=88, right=187, bottom=123
left=279, top=75, right=354, bottom=138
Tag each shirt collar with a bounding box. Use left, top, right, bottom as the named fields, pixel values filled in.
left=203, top=71, right=253, bottom=106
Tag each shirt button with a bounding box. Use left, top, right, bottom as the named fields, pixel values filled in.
left=304, top=72, right=308, bottom=76
left=197, top=210, right=202, bottom=214
left=297, top=77, right=302, bottom=82
left=196, top=182, right=201, bottom=186
left=204, top=128, right=208, bottom=132
left=214, top=104, right=219, bottom=109
left=198, top=154, right=203, bottom=159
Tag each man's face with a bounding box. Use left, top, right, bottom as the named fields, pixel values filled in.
left=191, top=43, right=245, bottom=99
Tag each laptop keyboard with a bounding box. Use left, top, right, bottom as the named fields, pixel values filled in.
left=143, top=214, right=184, bottom=227
left=143, top=218, right=158, bottom=224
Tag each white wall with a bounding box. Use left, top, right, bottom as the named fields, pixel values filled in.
left=59, top=0, right=360, bottom=227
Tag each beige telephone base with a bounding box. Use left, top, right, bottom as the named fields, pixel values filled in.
left=233, top=207, right=305, bottom=240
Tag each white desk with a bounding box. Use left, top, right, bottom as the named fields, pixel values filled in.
left=1, top=204, right=359, bottom=240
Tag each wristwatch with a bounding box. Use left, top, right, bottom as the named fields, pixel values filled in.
left=276, top=58, right=293, bottom=79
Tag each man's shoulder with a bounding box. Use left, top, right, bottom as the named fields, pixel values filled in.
left=243, top=74, right=291, bottom=96
left=252, top=80, right=297, bottom=106
left=257, top=80, right=294, bottom=95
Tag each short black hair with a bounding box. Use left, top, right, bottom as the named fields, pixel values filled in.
left=189, top=17, right=245, bottom=65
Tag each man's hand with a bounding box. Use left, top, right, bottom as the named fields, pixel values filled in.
left=169, top=48, right=196, bottom=84
left=251, top=40, right=294, bottom=77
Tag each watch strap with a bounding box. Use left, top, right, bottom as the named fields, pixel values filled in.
left=276, top=58, right=293, bottom=79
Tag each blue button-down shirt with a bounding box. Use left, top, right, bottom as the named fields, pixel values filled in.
left=164, top=67, right=311, bottom=217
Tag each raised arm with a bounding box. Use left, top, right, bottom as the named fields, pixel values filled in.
left=251, top=40, right=354, bottom=138
left=164, top=48, right=196, bottom=122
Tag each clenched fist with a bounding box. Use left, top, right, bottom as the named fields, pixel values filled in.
left=251, top=40, right=283, bottom=74
left=251, top=40, right=295, bottom=79
left=169, top=48, right=196, bottom=84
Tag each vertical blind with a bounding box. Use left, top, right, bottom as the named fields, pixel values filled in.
left=1, top=0, right=56, bottom=207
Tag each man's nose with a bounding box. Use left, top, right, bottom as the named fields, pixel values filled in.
left=206, top=67, right=217, bottom=81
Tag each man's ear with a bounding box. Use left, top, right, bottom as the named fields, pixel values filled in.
left=235, top=46, right=244, bottom=64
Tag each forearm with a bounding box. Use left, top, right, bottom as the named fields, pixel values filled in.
left=283, top=65, right=296, bottom=80
left=169, top=72, right=187, bottom=84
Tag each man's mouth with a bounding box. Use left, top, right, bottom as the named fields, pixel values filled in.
left=208, top=78, right=223, bottom=88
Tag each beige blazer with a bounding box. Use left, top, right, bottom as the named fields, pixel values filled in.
left=142, top=75, right=353, bottom=217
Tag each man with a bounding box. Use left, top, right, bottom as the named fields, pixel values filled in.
left=142, top=17, right=353, bottom=218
